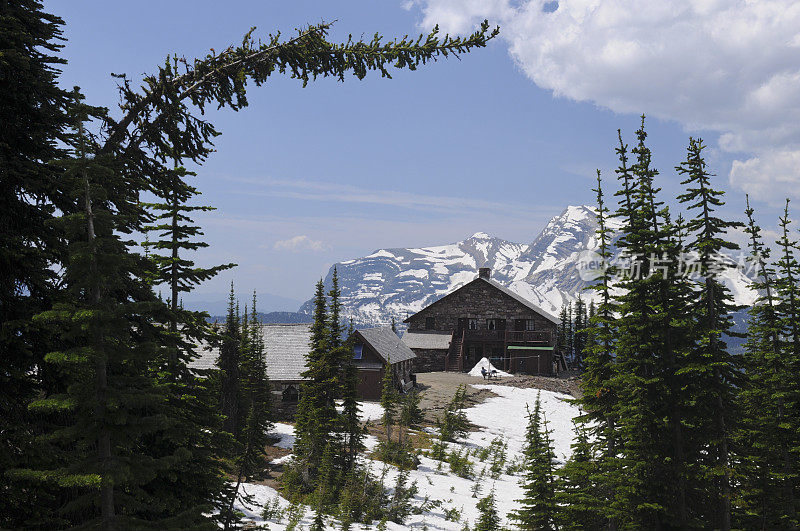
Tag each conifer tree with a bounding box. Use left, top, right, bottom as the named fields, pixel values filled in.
left=475, top=490, right=501, bottom=531
left=17, top=93, right=181, bottom=528
left=340, top=321, right=364, bottom=473
left=555, top=421, right=603, bottom=530
left=611, top=118, right=694, bottom=527
left=219, top=283, right=242, bottom=436
left=512, top=394, right=556, bottom=530
left=291, top=280, right=339, bottom=494
left=139, top=162, right=240, bottom=526
left=142, top=163, right=235, bottom=377
left=676, top=137, right=742, bottom=529
left=222, top=293, right=274, bottom=529
left=573, top=295, right=586, bottom=366
left=737, top=197, right=799, bottom=527
left=380, top=354, right=399, bottom=445
left=577, top=170, right=620, bottom=529
left=0, top=2, right=70, bottom=524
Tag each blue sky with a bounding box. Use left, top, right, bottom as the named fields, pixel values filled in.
left=48, top=1, right=799, bottom=312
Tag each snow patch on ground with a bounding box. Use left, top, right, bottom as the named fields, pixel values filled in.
left=240, top=389, right=580, bottom=529
left=467, top=385, right=580, bottom=464
left=467, top=357, right=511, bottom=378
left=271, top=423, right=295, bottom=450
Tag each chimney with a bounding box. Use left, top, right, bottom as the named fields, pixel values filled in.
left=478, top=267, right=491, bottom=279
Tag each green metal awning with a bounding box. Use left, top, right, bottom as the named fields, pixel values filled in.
left=506, top=346, right=554, bottom=350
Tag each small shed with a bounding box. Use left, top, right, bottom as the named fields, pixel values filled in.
left=352, top=327, right=416, bottom=400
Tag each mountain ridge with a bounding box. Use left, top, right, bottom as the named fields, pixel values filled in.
left=300, top=205, right=757, bottom=326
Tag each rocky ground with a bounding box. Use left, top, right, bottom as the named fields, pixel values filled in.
left=415, top=370, right=581, bottom=424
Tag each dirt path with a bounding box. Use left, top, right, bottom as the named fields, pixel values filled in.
left=415, top=371, right=582, bottom=424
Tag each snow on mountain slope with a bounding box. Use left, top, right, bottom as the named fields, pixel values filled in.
left=300, top=205, right=757, bottom=325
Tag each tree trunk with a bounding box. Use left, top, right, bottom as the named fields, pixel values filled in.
left=85, top=174, right=115, bottom=530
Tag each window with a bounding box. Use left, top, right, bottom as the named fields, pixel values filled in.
left=487, top=319, right=497, bottom=331
left=353, top=344, right=363, bottom=360
left=282, top=385, right=299, bottom=403
left=468, top=318, right=478, bottom=330
left=525, top=319, right=536, bottom=331
left=425, top=317, right=436, bottom=330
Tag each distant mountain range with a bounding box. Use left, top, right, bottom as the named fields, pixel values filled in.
left=300, top=205, right=757, bottom=327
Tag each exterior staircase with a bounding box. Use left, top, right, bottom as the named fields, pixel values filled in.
left=445, top=329, right=465, bottom=372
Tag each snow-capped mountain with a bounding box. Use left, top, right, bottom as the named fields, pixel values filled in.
left=299, top=205, right=757, bottom=325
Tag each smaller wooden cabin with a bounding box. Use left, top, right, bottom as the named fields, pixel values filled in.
left=190, top=323, right=311, bottom=418
left=352, top=327, right=416, bottom=400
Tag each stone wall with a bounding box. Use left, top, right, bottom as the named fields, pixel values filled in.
left=407, top=279, right=556, bottom=336
left=411, top=348, right=448, bottom=372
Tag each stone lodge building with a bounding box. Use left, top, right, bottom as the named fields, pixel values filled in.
left=402, top=268, right=560, bottom=375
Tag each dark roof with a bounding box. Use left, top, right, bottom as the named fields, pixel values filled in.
left=401, top=331, right=452, bottom=350
left=189, top=323, right=311, bottom=381
left=403, top=275, right=560, bottom=325
left=356, top=327, right=417, bottom=364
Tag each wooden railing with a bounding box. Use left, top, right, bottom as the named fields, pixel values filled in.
left=461, top=329, right=552, bottom=344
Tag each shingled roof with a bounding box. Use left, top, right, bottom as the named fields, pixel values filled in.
left=356, top=327, right=416, bottom=364
left=190, top=323, right=311, bottom=381
left=401, top=331, right=452, bottom=350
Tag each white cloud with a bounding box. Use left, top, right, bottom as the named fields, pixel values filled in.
left=406, top=0, right=800, bottom=203
left=227, top=177, right=535, bottom=215
left=273, top=235, right=328, bottom=253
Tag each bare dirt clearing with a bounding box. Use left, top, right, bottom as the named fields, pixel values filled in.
left=415, top=371, right=581, bottom=424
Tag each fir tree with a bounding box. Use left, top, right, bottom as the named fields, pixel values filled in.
left=219, top=282, right=242, bottom=436
left=555, top=422, right=604, bottom=530
left=611, top=118, right=694, bottom=527
left=18, top=94, right=181, bottom=528
left=512, top=394, right=556, bottom=530
left=577, top=173, right=620, bottom=530
left=676, top=137, right=742, bottom=529
left=222, top=293, right=274, bottom=530
left=291, top=280, right=339, bottom=494
left=573, top=295, right=586, bottom=366
left=141, top=162, right=235, bottom=377
left=737, top=197, right=800, bottom=527
left=475, top=489, right=501, bottom=531
left=380, top=353, right=399, bottom=444
left=0, top=1, right=70, bottom=524
left=340, top=322, right=364, bottom=473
